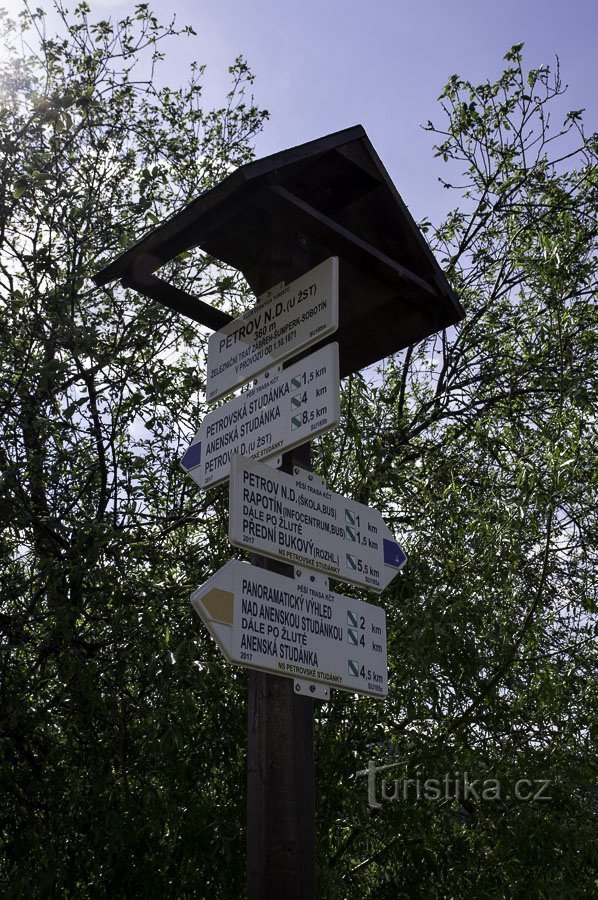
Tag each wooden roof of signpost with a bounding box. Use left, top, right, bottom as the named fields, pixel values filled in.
left=94, top=125, right=464, bottom=376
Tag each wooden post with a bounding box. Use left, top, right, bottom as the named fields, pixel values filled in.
left=246, top=446, right=316, bottom=900
left=93, top=124, right=464, bottom=900
left=246, top=235, right=316, bottom=898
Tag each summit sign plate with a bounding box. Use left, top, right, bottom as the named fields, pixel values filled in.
left=206, top=257, right=338, bottom=403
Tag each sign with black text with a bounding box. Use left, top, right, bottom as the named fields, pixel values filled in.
left=207, top=257, right=339, bottom=403
left=229, top=455, right=407, bottom=592
left=191, top=560, right=387, bottom=697
left=181, top=344, right=340, bottom=489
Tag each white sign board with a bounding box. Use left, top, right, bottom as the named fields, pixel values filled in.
left=181, top=344, right=340, bottom=489
left=191, top=560, right=387, bottom=697
left=229, top=456, right=407, bottom=593
left=206, top=257, right=339, bottom=403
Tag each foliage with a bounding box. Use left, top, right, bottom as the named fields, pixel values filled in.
left=0, top=6, right=595, bottom=895
left=0, top=2, right=266, bottom=896
left=314, top=43, right=597, bottom=898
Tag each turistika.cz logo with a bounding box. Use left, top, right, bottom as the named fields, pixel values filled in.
left=356, top=759, right=552, bottom=809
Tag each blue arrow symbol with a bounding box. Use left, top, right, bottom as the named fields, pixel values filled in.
left=181, top=441, right=202, bottom=471
left=383, top=538, right=407, bottom=570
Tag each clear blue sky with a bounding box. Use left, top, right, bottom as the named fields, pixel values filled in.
left=4, top=0, right=596, bottom=224
left=172, top=0, right=597, bottom=223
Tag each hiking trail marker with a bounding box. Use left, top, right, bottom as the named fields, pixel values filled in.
left=180, top=343, right=340, bottom=489
left=95, top=125, right=462, bottom=900
left=229, top=455, right=407, bottom=593
left=191, top=559, right=387, bottom=697
left=207, top=257, right=339, bottom=403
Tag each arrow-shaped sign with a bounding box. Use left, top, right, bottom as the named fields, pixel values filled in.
left=191, top=560, right=387, bottom=697
left=181, top=343, right=340, bottom=489
left=229, top=455, right=407, bottom=593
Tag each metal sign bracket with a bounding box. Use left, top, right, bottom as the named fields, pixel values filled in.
left=292, top=567, right=331, bottom=701
left=258, top=280, right=285, bottom=302
left=252, top=364, right=283, bottom=470
left=294, top=679, right=330, bottom=701
left=292, top=466, right=326, bottom=489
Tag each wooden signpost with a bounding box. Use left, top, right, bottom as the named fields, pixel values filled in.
left=94, top=125, right=464, bottom=900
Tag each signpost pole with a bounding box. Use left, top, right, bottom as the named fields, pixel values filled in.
left=246, top=237, right=316, bottom=899
left=94, top=127, right=464, bottom=900
left=247, top=441, right=315, bottom=900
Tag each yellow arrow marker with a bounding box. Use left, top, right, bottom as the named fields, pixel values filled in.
left=201, top=588, right=234, bottom=626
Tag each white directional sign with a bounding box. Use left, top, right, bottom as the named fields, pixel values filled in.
left=206, top=257, right=339, bottom=403
left=181, top=343, right=340, bottom=490
left=229, top=456, right=407, bottom=593
left=191, top=560, right=387, bottom=697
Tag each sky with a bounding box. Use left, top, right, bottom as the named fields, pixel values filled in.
left=174, top=0, right=597, bottom=223
left=2, top=0, right=596, bottom=226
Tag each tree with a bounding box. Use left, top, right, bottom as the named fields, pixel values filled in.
left=313, top=44, right=597, bottom=898
left=0, top=3, right=267, bottom=896
left=0, top=3, right=595, bottom=895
